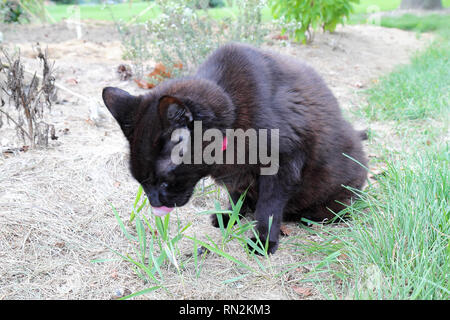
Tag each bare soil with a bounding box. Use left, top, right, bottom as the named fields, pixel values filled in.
left=0, top=21, right=433, bottom=300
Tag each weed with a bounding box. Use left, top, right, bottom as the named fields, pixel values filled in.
left=192, top=188, right=273, bottom=257
left=100, top=183, right=281, bottom=298
left=270, top=0, right=359, bottom=43
left=0, top=46, right=57, bottom=148
left=1, top=0, right=26, bottom=23
left=95, top=185, right=191, bottom=299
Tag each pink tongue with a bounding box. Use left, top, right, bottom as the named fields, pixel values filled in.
left=152, top=206, right=174, bottom=217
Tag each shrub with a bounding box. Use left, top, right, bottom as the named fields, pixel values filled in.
left=208, top=0, right=225, bottom=7
left=1, top=0, right=27, bottom=23
left=51, top=0, right=78, bottom=4
left=1, top=0, right=53, bottom=23
left=270, top=0, right=359, bottom=43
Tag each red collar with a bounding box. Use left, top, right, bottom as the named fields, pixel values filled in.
left=222, top=136, right=227, bottom=151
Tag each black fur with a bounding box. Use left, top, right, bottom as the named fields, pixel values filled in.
left=102, top=43, right=368, bottom=254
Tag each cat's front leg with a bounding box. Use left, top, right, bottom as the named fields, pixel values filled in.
left=251, top=175, right=290, bottom=254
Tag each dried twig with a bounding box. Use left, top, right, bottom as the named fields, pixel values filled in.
left=2, top=54, right=106, bottom=127
left=0, top=108, right=32, bottom=141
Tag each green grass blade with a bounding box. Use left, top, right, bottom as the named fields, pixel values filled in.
left=119, top=286, right=161, bottom=300
left=186, top=236, right=254, bottom=272
left=135, top=215, right=147, bottom=262
left=130, top=185, right=144, bottom=222
left=223, top=273, right=249, bottom=284
left=111, top=203, right=137, bottom=242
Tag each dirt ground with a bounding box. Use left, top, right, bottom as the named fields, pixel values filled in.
left=0, top=21, right=433, bottom=300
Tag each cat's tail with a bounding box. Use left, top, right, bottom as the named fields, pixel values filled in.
left=357, top=129, right=368, bottom=140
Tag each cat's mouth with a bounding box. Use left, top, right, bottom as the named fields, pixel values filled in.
left=151, top=206, right=174, bottom=216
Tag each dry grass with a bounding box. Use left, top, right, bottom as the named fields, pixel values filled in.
left=0, top=22, right=433, bottom=300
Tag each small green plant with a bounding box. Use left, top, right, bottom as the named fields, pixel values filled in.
left=102, top=183, right=283, bottom=298
left=193, top=189, right=272, bottom=256
left=99, top=185, right=191, bottom=299
left=1, top=0, right=53, bottom=23
left=188, top=189, right=276, bottom=284
left=270, top=0, right=359, bottom=43
left=204, top=0, right=226, bottom=8
left=1, top=0, right=26, bottom=23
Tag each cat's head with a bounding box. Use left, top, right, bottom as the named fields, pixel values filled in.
left=102, top=82, right=234, bottom=215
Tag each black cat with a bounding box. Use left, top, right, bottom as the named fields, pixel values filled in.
left=102, top=43, right=368, bottom=254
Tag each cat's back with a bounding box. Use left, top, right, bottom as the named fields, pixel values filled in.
left=196, top=44, right=355, bottom=145
left=196, top=42, right=268, bottom=79
left=195, top=43, right=273, bottom=96
left=197, top=43, right=340, bottom=116
left=196, top=43, right=277, bottom=129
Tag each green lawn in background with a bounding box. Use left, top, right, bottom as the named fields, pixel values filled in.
left=45, top=1, right=159, bottom=22
left=353, top=0, right=403, bottom=13
left=354, top=0, right=450, bottom=13
left=44, top=0, right=450, bottom=23
left=381, top=13, right=450, bottom=33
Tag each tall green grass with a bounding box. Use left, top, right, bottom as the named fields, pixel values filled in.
left=313, top=14, right=450, bottom=299
left=328, top=145, right=449, bottom=299
left=296, top=145, right=449, bottom=299
left=361, top=37, right=450, bottom=121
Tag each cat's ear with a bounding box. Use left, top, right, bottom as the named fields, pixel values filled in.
left=102, top=87, right=141, bottom=137
left=158, top=95, right=193, bottom=128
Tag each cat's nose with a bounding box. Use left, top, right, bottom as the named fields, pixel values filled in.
left=144, top=187, right=162, bottom=207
